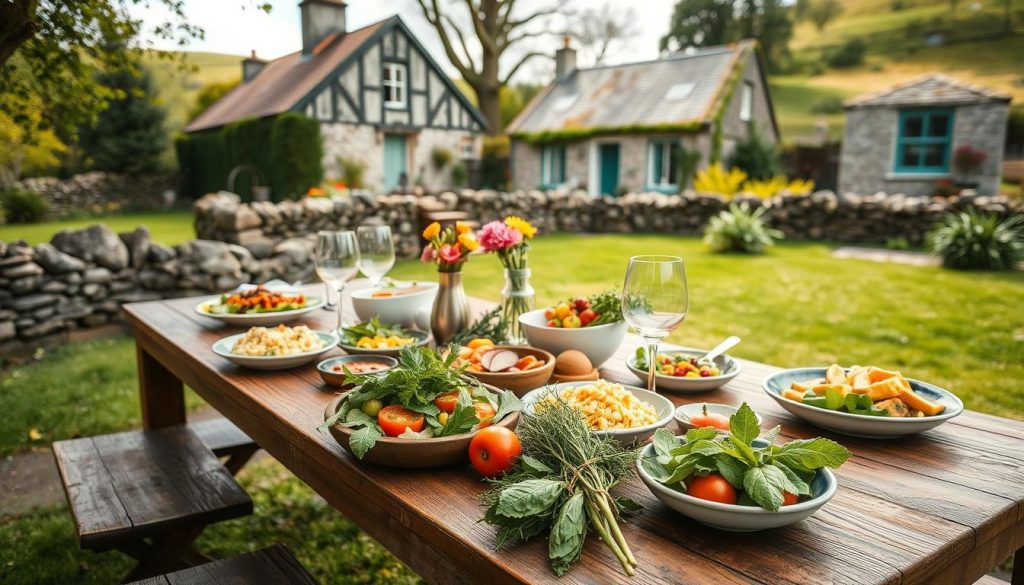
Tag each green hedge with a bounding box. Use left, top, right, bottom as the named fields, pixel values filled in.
left=175, top=112, right=323, bottom=201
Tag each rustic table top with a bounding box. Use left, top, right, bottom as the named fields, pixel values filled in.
left=123, top=284, right=1024, bottom=585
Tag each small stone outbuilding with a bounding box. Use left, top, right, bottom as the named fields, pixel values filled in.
left=838, top=75, right=1011, bottom=196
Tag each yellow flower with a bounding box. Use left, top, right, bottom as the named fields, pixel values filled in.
left=422, top=221, right=441, bottom=239
left=455, top=221, right=472, bottom=234
left=504, top=216, right=537, bottom=239
left=458, top=233, right=479, bottom=252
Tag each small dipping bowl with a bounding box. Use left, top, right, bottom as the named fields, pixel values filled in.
left=317, top=355, right=398, bottom=389
left=674, top=402, right=764, bottom=434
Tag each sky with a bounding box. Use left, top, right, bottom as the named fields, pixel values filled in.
left=129, top=0, right=677, bottom=83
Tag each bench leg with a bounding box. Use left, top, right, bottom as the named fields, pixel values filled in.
left=1013, top=547, right=1022, bottom=585
left=118, top=524, right=207, bottom=583
left=222, top=445, right=260, bottom=475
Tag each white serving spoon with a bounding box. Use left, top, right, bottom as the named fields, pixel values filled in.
left=701, top=336, right=741, bottom=363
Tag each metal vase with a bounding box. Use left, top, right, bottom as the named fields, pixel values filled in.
left=430, top=271, right=471, bottom=345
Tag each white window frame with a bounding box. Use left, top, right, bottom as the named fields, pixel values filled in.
left=383, top=62, right=407, bottom=109
left=739, top=80, right=753, bottom=122
left=647, top=141, right=678, bottom=190
left=314, top=89, right=332, bottom=121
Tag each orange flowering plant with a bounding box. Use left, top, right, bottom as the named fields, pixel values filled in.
left=420, top=221, right=479, bottom=273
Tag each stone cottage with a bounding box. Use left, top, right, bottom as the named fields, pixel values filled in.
left=838, top=75, right=1011, bottom=197
left=506, top=39, right=778, bottom=195
left=185, top=0, right=486, bottom=192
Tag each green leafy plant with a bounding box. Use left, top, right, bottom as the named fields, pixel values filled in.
left=450, top=161, right=467, bottom=187
left=339, top=317, right=413, bottom=346
left=703, top=203, right=783, bottom=254
left=1, top=187, right=48, bottom=224
left=338, top=156, right=366, bottom=190
left=430, top=147, right=453, bottom=169
left=675, top=145, right=702, bottom=190
left=642, top=403, right=851, bottom=511
left=928, top=210, right=1024, bottom=271
left=728, top=123, right=782, bottom=180
left=451, top=306, right=509, bottom=345
left=827, top=38, right=866, bottom=68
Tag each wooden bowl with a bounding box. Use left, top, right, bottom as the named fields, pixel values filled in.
left=323, top=386, right=520, bottom=468
left=462, top=345, right=555, bottom=397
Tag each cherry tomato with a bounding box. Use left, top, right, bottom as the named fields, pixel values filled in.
left=573, top=298, right=590, bottom=312
left=469, top=426, right=521, bottom=477
left=547, top=319, right=561, bottom=327
left=688, top=405, right=730, bottom=431
left=554, top=303, right=571, bottom=318
left=562, top=314, right=582, bottom=328
left=578, top=309, right=597, bottom=326
left=544, top=308, right=555, bottom=319
left=686, top=473, right=737, bottom=505
left=433, top=391, right=460, bottom=413
left=377, top=405, right=425, bottom=437
left=783, top=491, right=799, bottom=506
left=474, top=402, right=497, bottom=427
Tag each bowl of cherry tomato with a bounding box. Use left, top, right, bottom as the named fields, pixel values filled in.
left=674, top=402, right=763, bottom=434
left=626, top=348, right=742, bottom=393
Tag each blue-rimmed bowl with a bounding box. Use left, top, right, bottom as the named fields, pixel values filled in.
left=212, top=330, right=338, bottom=370
left=626, top=347, right=742, bottom=393
left=762, top=367, right=963, bottom=438
left=636, top=438, right=837, bottom=531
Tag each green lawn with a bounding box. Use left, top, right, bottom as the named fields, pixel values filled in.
left=0, top=211, right=194, bottom=246
left=769, top=76, right=854, bottom=141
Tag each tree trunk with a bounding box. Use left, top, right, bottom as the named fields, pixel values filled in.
left=475, top=83, right=502, bottom=135
left=0, top=0, right=37, bottom=67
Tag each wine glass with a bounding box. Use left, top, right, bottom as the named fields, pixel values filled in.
left=621, top=255, right=688, bottom=394
left=356, top=225, right=395, bottom=288
left=315, top=230, right=361, bottom=331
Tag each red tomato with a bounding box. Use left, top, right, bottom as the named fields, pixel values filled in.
left=433, top=391, right=460, bottom=414
left=377, top=405, right=425, bottom=437
left=686, top=473, right=737, bottom=505
left=469, top=426, right=521, bottom=477
left=688, top=405, right=730, bottom=431
left=783, top=491, right=799, bottom=506
left=544, top=308, right=555, bottom=319
left=474, top=402, right=497, bottom=427
left=578, top=309, right=597, bottom=326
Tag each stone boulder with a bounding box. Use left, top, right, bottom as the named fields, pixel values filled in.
left=33, top=243, right=86, bottom=273
left=119, top=226, right=152, bottom=269
left=51, top=224, right=129, bottom=270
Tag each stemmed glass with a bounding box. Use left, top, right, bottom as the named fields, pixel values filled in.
left=356, top=225, right=396, bottom=287
left=315, top=230, right=361, bottom=331
left=621, top=255, right=688, bottom=394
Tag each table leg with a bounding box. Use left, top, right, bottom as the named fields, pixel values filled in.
left=137, top=343, right=185, bottom=430
left=1013, top=547, right=1022, bottom=585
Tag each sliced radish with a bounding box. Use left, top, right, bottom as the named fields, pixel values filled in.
left=486, top=350, right=520, bottom=372
left=479, top=349, right=499, bottom=371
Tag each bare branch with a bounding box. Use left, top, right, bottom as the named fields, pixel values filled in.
left=506, top=4, right=561, bottom=31
left=444, top=14, right=477, bottom=72
left=501, top=51, right=545, bottom=85
left=461, top=0, right=497, bottom=55
left=415, top=0, right=479, bottom=83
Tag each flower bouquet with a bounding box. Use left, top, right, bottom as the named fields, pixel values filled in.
left=479, top=216, right=538, bottom=344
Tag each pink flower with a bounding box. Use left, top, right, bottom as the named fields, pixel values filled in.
left=420, top=244, right=436, bottom=263
left=478, top=220, right=523, bottom=252
left=439, top=244, right=462, bottom=264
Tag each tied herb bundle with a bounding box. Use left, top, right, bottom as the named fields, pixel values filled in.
left=480, top=398, right=640, bottom=576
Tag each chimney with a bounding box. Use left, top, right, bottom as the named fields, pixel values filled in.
left=555, top=36, right=576, bottom=79
left=300, top=0, right=347, bottom=56
left=242, top=50, right=267, bottom=82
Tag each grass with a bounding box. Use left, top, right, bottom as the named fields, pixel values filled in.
left=769, top=76, right=855, bottom=141
left=0, top=211, right=194, bottom=246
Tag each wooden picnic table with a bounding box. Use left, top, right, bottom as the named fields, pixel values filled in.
left=124, top=284, right=1024, bottom=585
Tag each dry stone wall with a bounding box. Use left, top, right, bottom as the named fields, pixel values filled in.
left=14, top=172, right=176, bottom=219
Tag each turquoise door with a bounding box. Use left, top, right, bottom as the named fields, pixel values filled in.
left=383, top=134, right=407, bottom=191
left=598, top=143, right=620, bottom=196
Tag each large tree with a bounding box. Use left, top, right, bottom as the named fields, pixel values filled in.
left=413, top=0, right=564, bottom=134
left=661, top=0, right=794, bottom=70
left=568, top=6, right=639, bottom=65
left=803, top=0, right=843, bottom=32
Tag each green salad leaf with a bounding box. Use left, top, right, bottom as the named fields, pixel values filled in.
left=339, top=316, right=413, bottom=346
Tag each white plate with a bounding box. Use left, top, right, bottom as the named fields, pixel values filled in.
left=212, top=330, right=338, bottom=370
left=520, top=381, right=674, bottom=445
left=196, top=295, right=325, bottom=327
left=762, top=367, right=964, bottom=438
left=674, top=402, right=763, bottom=434
left=626, top=347, right=742, bottom=393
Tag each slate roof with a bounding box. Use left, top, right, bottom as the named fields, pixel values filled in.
left=185, top=18, right=389, bottom=132
left=507, top=41, right=754, bottom=135
left=844, top=74, right=1011, bottom=109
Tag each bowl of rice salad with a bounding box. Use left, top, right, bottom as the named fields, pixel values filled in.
left=212, top=324, right=339, bottom=370
left=521, top=379, right=674, bottom=446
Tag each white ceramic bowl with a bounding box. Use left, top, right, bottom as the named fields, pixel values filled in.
left=351, top=282, right=437, bottom=330
left=674, top=402, right=763, bottom=434
left=338, top=330, right=430, bottom=358
left=195, top=294, right=325, bottom=327
left=520, top=381, right=674, bottom=445
left=626, top=347, right=742, bottom=393
left=636, top=439, right=838, bottom=531
left=762, top=367, right=964, bottom=439
left=212, top=330, right=338, bottom=370
left=518, top=309, right=626, bottom=367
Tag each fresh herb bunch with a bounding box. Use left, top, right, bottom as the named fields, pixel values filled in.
left=585, top=290, right=624, bottom=325
left=643, top=403, right=851, bottom=511
left=480, top=397, right=640, bottom=576
left=339, top=316, right=412, bottom=345
left=318, top=345, right=521, bottom=458
left=451, top=306, right=509, bottom=346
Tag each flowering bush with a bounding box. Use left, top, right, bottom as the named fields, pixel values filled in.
left=421, top=221, right=479, bottom=273
left=953, top=145, right=986, bottom=177
left=694, top=163, right=813, bottom=199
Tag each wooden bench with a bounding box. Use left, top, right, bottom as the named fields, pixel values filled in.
left=53, top=425, right=253, bottom=582
left=190, top=417, right=259, bottom=474
left=126, top=544, right=318, bottom=585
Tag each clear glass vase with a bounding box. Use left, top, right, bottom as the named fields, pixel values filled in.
left=501, top=268, right=535, bottom=345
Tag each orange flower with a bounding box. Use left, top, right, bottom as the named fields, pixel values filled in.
left=455, top=221, right=472, bottom=234
left=422, top=221, right=441, bottom=239
left=306, top=186, right=326, bottom=197
left=333, top=180, right=347, bottom=189
left=457, top=233, right=479, bottom=252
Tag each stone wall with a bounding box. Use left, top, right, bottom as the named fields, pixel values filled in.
left=13, top=172, right=176, bottom=219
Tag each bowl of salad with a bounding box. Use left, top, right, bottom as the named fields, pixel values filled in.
left=319, top=346, right=522, bottom=468
left=518, top=291, right=626, bottom=367
left=637, top=404, right=850, bottom=531
left=626, top=347, right=742, bottom=393
left=338, top=317, right=430, bottom=357
left=196, top=282, right=324, bottom=326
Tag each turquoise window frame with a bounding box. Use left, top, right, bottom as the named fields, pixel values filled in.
left=646, top=139, right=680, bottom=193
left=893, top=108, right=954, bottom=174
left=540, top=144, right=566, bottom=189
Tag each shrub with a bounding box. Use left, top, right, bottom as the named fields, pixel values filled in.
left=704, top=203, right=783, bottom=254
left=1, top=187, right=49, bottom=223
left=886, top=237, right=910, bottom=250
left=809, top=96, right=844, bottom=114
left=694, top=163, right=747, bottom=196
left=450, top=162, right=467, bottom=187
left=952, top=145, right=987, bottom=177
left=431, top=147, right=453, bottom=170
left=338, top=157, right=366, bottom=189
left=827, top=38, right=866, bottom=68
left=729, top=124, right=781, bottom=180
left=741, top=176, right=815, bottom=199
left=675, top=146, right=702, bottom=189
left=928, top=211, right=1024, bottom=271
